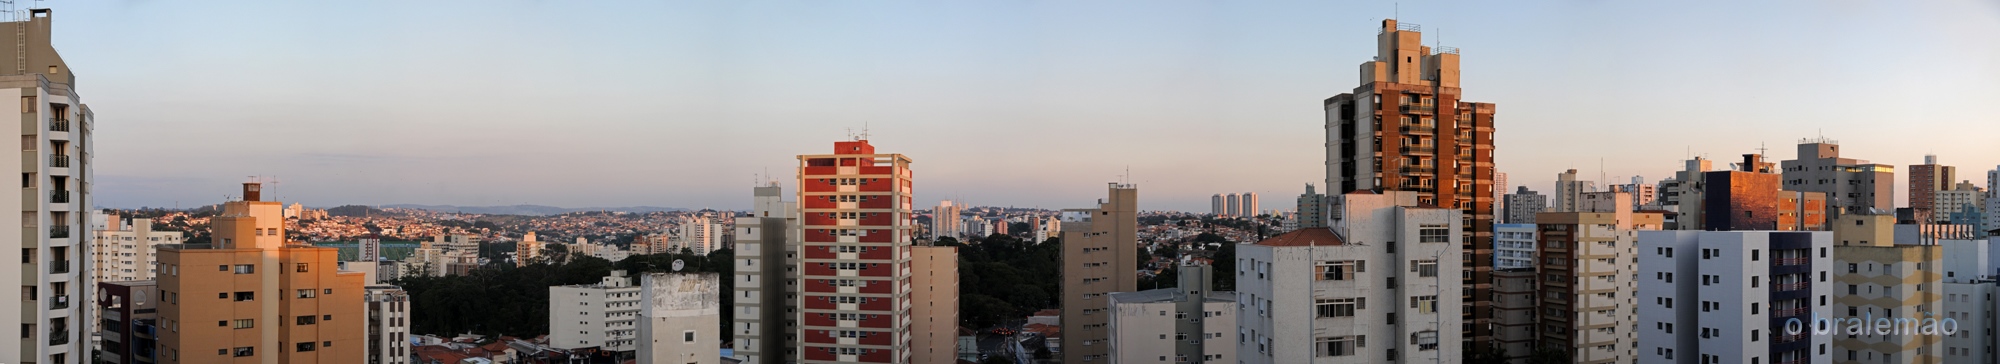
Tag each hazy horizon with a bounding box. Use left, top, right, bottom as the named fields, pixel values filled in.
left=68, top=1, right=2000, bottom=212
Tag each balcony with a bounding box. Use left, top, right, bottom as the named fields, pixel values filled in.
left=133, top=322, right=157, bottom=338
left=50, top=295, right=67, bottom=309
left=1399, top=125, right=1436, bottom=134
left=50, top=120, right=69, bottom=132
left=50, top=225, right=69, bottom=239
left=1776, top=282, right=1808, bottom=292
left=1400, top=146, right=1436, bottom=155
left=50, top=260, right=68, bottom=274
left=50, top=329, right=67, bottom=345
left=1776, top=257, right=1808, bottom=266
left=1399, top=166, right=1437, bottom=175
left=50, top=154, right=69, bottom=168
left=50, top=190, right=68, bottom=204
left=1400, top=104, right=1436, bottom=115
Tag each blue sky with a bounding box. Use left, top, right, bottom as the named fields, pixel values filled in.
left=65, top=1, right=2000, bottom=211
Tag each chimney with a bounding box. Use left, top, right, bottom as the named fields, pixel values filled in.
left=243, top=182, right=262, bottom=202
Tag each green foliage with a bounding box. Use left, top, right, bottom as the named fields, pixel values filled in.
left=397, top=249, right=735, bottom=339
left=956, top=235, right=1061, bottom=329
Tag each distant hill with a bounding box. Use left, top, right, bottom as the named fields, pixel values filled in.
left=326, top=205, right=386, bottom=217
left=382, top=204, right=687, bottom=216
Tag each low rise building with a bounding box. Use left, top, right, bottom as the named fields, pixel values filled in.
left=95, top=280, right=159, bottom=364
left=637, top=272, right=720, bottom=364
left=364, top=285, right=412, bottom=364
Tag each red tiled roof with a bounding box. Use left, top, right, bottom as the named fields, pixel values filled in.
left=414, top=346, right=474, bottom=363
left=1031, top=309, right=1060, bottom=317
left=1254, top=228, right=1344, bottom=247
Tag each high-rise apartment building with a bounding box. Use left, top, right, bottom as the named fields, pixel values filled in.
left=1216, top=193, right=1232, bottom=219
left=1637, top=230, right=1833, bottom=364
left=157, top=183, right=369, bottom=363
left=1490, top=268, right=1537, bottom=364
left=1240, top=192, right=1260, bottom=218
left=1502, top=187, right=1547, bottom=225
left=636, top=272, right=720, bottom=364
left=1533, top=192, right=1663, bottom=364
left=91, top=215, right=186, bottom=283
left=1107, top=263, right=1235, bottom=364
left=516, top=231, right=543, bottom=267
left=1706, top=154, right=1828, bottom=231
left=550, top=271, right=642, bottom=352
left=733, top=183, right=799, bottom=364
left=678, top=215, right=718, bottom=255
left=1936, top=181, right=1985, bottom=227
left=1495, top=172, right=1508, bottom=222
left=96, top=280, right=158, bottom=364
left=1323, top=19, right=1497, bottom=346
left=1987, top=166, right=1999, bottom=234
left=1830, top=238, right=1944, bottom=364
left=1780, top=138, right=1893, bottom=217
left=1613, top=176, right=1659, bottom=210
left=1061, top=183, right=1140, bottom=364
left=1492, top=223, right=1536, bottom=269
left=1, top=8, right=95, bottom=363
left=1554, top=169, right=1594, bottom=212
left=1297, top=184, right=1329, bottom=229
left=910, top=245, right=959, bottom=364
left=1236, top=191, right=1463, bottom=363
left=933, top=200, right=962, bottom=240
left=1660, top=157, right=1712, bottom=231
left=363, top=285, right=412, bottom=364
left=1909, top=154, right=1956, bottom=224
left=1212, top=194, right=1226, bottom=216
left=795, top=139, right=924, bottom=363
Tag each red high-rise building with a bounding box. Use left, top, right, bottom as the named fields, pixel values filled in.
left=795, top=139, right=917, bottom=363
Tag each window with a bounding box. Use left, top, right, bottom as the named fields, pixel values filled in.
left=1413, top=260, right=1438, bottom=277
left=296, top=342, right=315, bottom=352
left=297, top=289, right=316, bottom=299
left=296, top=316, right=317, bottom=325
left=1411, top=295, right=1438, bottom=314
left=1319, top=261, right=1362, bottom=281
left=1316, top=336, right=1360, bottom=357
left=1414, top=331, right=1439, bottom=351
left=233, top=264, right=254, bottom=274
left=296, top=263, right=309, bottom=273
left=233, top=347, right=254, bottom=357
left=1419, top=226, right=1449, bottom=243
left=1317, top=298, right=1361, bottom=318
left=233, top=292, right=254, bottom=301
left=684, top=330, right=697, bottom=343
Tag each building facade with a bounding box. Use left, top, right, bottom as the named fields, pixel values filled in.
left=1236, top=191, right=1463, bottom=363
left=156, top=183, right=369, bottom=363
left=1107, top=263, right=1235, bottom=364
left=794, top=139, right=920, bottom=363
left=910, top=245, right=960, bottom=364
left=1534, top=192, right=1660, bottom=364
left=1503, top=187, right=1548, bottom=226
left=1297, top=184, right=1329, bottom=230
left=1637, top=231, right=1833, bottom=364
left=637, top=273, right=720, bottom=364
left=1227, top=193, right=1241, bottom=218
left=1706, top=154, right=1828, bottom=231
left=1240, top=192, right=1260, bottom=218
left=1909, top=155, right=1956, bottom=224
left=1322, top=19, right=1497, bottom=346
left=2, top=9, right=95, bottom=362
left=91, top=215, right=185, bottom=283
left=1779, top=139, right=1893, bottom=218
left=95, top=280, right=158, bottom=364
left=1493, top=223, right=1536, bottom=269
left=363, top=285, right=411, bottom=364
left=550, top=271, right=643, bottom=352
left=1554, top=169, right=1594, bottom=213
left=934, top=200, right=962, bottom=240
left=1830, top=243, right=1944, bottom=364
left=733, top=183, right=799, bottom=364
left=1660, top=157, right=1712, bottom=231
left=1062, top=183, right=1141, bottom=364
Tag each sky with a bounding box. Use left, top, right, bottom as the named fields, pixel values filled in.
left=58, top=1, right=2000, bottom=212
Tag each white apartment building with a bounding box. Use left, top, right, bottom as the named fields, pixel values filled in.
left=364, top=285, right=412, bottom=364
left=551, top=270, right=643, bottom=352
left=1236, top=191, right=1461, bottom=364
left=1638, top=231, right=1833, bottom=364
left=1941, top=238, right=1999, bottom=364
left=1107, top=263, right=1235, bottom=364
left=934, top=200, right=963, bottom=240
left=733, top=183, right=800, bottom=363
left=638, top=273, right=720, bottom=364
left=1936, top=181, right=1986, bottom=226
left=1536, top=194, right=1659, bottom=364
left=2, top=9, right=95, bottom=362
left=677, top=215, right=718, bottom=255
left=1493, top=223, right=1536, bottom=269
left=90, top=215, right=185, bottom=283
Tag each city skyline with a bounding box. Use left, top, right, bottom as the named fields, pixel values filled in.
left=65, top=1, right=2000, bottom=211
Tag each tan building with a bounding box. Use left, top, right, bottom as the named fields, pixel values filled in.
left=157, top=182, right=368, bottom=363
left=1831, top=212, right=1945, bottom=363
left=1061, top=183, right=1140, bottom=363
left=1322, top=18, right=1499, bottom=346
left=1532, top=192, right=1661, bottom=364
left=1490, top=268, right=1537, bottom=364
left=910, top=245, right=960, bottom=364
left=517, top=231, right=542, bottom=267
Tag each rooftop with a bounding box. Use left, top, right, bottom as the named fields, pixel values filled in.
left=1253, top=228, right=1344, bottom=247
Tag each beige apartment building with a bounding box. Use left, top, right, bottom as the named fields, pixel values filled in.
left=0, top=8, right=96, bottom=363
left=1531, top=192, right=1660, bottom=364
left=156, top=183, right=369, bottom=363
left=1832, top=213, right=1945, bottom=364
left=910, top=245, right=960, bottom=364
left=1061, top=183, right=1140, bottom=363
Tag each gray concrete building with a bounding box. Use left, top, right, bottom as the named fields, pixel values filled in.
left=1779, top=138, right=1893, bottom=217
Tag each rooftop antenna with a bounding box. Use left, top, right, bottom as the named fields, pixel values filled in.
left=1756, top=142, right=1768, bottom=157
left=861, top=121, right=870, bottom=141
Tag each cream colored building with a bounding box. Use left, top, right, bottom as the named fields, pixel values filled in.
left=1107, top=263, right=1235, bottom=364
left=516, top=231, right=543, bottom=267
left=0, top=8, right=96, bottom=363
left=156, top=183, right=369, bottom=363
left=551, top=271, right=643, bottom=352
left=1831, top=214, right=1946, bottom=364
left=911, top=245, right=960, bottom=364
left=363, top=285, right=411, bottom=364
left=731, top=183, right=798, bottom=364
left=1533, top=191, right=1661, bottom=364
left=637, top=273, right=719, bottom=364
left=1062, top=183, right=1140, bottom=364
left=91, top=214, right=186, bottom=283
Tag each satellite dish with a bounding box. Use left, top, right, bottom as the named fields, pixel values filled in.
left=672, top=259, right=685, bottom=272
